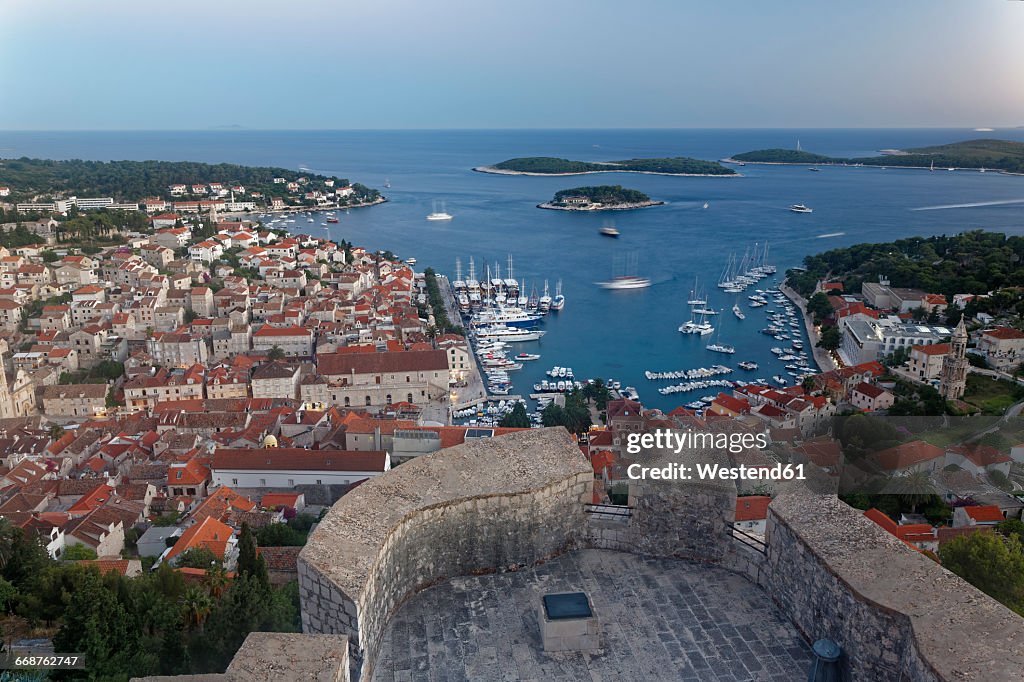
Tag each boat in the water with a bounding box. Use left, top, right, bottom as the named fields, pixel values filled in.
left=789, top=204, right=813, bottom=213
left=427, top=200, right=453, bottom=221
left=599, top=226, right=620, bottom=238
left=550, top=279, right=565, bottom=310
left=598, top=275, right=651, bottom=290
left=738, top=361, right=758, bottom=370
left=406, top=257, right=417, bottom=266
left=732, top=304, right=745, bottom=320
left=706, top=343, right=736, bottom=354
left=326, top=217, right=339, bottom=223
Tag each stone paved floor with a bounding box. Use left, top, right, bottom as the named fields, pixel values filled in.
left=372, top=549, right=813, bottom=682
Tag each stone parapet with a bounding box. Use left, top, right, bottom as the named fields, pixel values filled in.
left=765, top=492, right=1024, bottom=681
left=298, top=428, right=592, bottom=680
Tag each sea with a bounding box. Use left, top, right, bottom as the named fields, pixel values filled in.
left=4, top=128, right=1024, bottom=412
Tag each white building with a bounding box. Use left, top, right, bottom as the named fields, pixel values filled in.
left=211, top=447, right=390, bottom=488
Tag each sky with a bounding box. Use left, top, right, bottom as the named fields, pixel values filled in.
left=1, top=0, right=1023, bottom=130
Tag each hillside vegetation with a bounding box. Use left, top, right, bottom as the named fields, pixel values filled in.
left=732, top=139, right=1024, bottom=173
left=489, top=156, right=735, bottom=175
left=552, top=185, right=651, bottom=204
left=0, top=157, right=377, bottom=202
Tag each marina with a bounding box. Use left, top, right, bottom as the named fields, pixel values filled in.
left=28, top=127, right=1024, bottom=414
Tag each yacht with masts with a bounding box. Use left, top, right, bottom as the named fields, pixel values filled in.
left=427, top=200, right=453, bottom=221
left=550, top=279, right=565, bottom=310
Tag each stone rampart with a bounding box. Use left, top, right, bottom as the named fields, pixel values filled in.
left=766, top=492, right=1024, bottom=681
left=297, top=428, right=592, bottom=681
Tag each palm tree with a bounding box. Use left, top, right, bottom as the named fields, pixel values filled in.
left=204, top=563, right=229, bottom=599
left=180, top=586, right=213, bottom=630
left=802, top=375, right=816, bottom=395
left=885, top=470, right=937, bottom=513
left=268, top=345, right=285, bottom=361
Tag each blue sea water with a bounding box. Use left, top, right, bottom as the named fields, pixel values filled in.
left=4, top=128, right=1024, bottom=411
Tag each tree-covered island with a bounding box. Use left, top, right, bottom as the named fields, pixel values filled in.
left=475, top=156, right=736, bottom=176
left=538, top=185, right=663, bottom=211
left=728, top=138, right=1024, bottom=174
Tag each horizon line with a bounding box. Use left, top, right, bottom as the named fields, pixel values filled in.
left=0, top=125, right=1020, bottom=134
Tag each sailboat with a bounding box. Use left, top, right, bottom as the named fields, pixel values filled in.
left=929, top=160, right=935, bottom=172
left=550, top=279, right=565, bottom=311
left=705, top=325, right=736, bottom=354
left=703, top=201, right=710, bottom=210
left=383, top=178, right=392, bottom=188
left=686, top=277, right=707, bottom=306
left=732, top=303, right=745, bottom=320
left=597, top=252, right=651, bottom=289
left=427, top=200, right=453, bottom=221
left=539, top=280, right=552, bottom=312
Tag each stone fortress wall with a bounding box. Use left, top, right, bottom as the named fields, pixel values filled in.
left=148, top=427, right=1024, bottom=681
left=297, top=428, right=593, bottom=681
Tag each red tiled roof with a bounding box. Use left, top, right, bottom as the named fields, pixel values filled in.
left=983, top=326, right=1024, bottom=340
left=852, top=382, right=887, bottom=399
left=166, top=516, right=234, bottom=562
left=317, top=349, right=448, bottom=375
left=964, top=505, right=1004, bottom=523
left=872, top=440, right=944, bottom=471
left=735, top=496, right=771, bottom=522
left=912, top=343, right=950, bottom=356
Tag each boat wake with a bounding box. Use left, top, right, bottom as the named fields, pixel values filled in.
left=816, top=232, right=845, bottom=238
left=911, top=199, right=1024, bottom=211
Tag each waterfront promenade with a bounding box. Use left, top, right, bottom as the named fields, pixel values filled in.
left=780, top=282, right=837, bottom=373
left=437, top=274, right=487, bottom=412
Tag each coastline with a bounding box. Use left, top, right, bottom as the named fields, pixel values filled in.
left=226, top=196, right=387, bottom=218
left=537, top=200, right=664, bottom=211
left=721, top=157, right=1018, bottom=175
left=473, top=166, right=740, bottom=178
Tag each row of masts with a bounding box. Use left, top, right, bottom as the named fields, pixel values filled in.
left=453, top=255, right=562, bottom=313
left=717, top=242, right=776, bottom=292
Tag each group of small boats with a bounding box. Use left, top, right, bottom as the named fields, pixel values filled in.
left=475, top=339, right=539, bottom=395
left=454, top=256, right=565, bottom=315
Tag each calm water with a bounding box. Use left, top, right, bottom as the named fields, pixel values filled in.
left=4, top=129, right=1024, bottom=410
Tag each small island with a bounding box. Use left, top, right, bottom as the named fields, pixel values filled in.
left=726, top=138, right=1024, bottom=174
left=538, top=185, right=663, bottom=211
left=475, top=156, right=737, bottom=176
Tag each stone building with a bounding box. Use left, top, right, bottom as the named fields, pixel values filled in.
left=41, top=383, right=108, bottom=418
left=939, top=317, right=968, bottom=400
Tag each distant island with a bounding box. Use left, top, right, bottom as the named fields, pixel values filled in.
left=727, top=139, right=1024, bottom=174
left=475, top=156, right=737, bottom=177
left=538, top=185, right=662, bottom=211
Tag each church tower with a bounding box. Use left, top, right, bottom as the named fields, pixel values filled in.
left=939, top=317, right=968, bottom=400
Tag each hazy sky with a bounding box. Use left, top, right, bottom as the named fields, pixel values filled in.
left=2, top=0, right=1023, bottom=129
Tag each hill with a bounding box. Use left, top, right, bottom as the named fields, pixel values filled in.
left=0, top=157, right=380, bottom=204
left=731, top=139, right=1024, bottom=173
left=479, top=156, right=736, bottom=176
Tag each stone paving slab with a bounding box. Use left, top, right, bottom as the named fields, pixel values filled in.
left=373, top=550, right=812, bottom=681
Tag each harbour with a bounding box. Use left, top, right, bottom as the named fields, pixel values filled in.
left=9, top=128, right=1024, bottom=413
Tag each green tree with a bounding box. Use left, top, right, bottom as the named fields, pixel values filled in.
left=267, top=345, right=286, bottom=361
left=255, top=523, right=306, bottom=548
left=174, top=547, right=219, bottom=570
left=541, top=402, right=568, bottom=428
left=817, top=325, right=841, bottom=351
left=63, top=544, right=98, bottom=561
left=939, top=532, right=1024, bottom=616
left=498, top=403, right=531, bottom=428
left=237, top=523, right=268, bottom=587
left=53, top=569, right=146, bottom=678
left=806, top=292, right=834, bottom=324
left=181, top=585, right=214, bottom=631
